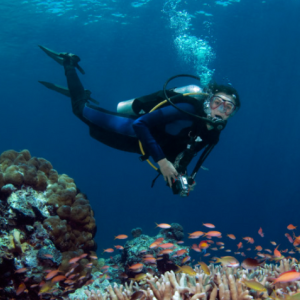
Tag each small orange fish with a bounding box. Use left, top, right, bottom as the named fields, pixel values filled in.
left=89, top=255, right=98, bottom=259
left=274, top=270, right=300, bottom=283
left=237, top=242, right=243, bottom=249
left=258, top=227, right=264, bottom=238
left=128, top=263, right=144, bottom=271
left=159, top=243, right=174, bottom=249
left=203, top=223, right=215, bottom=228
left=43, top=254, right=53, bottom=258
left=176, top=249, right=188, bottom=256
left=149, top=241, right=160, bottom=249
left=155, top=223, right=171, bottom=228
left=177, top=241, right=184, bottom=244
left=158, top=249, right=173, bottom=255
left=51, top=275, right=66, bottom=283
left=191, top=244, right=201, bottom=252
left=79, top=253, right=88, bottom=259
left=255, top=246, right=262, bottom=251
left=270, top=241, right=277, bottom=246
left=265, top=249, right=272, bottom=253
left=199, top=240, right=209, bottom=249
left=205, top=231, right=221, bottom=237
left=114, top=234, right=128, bottom=239
left=16, top=283, right=26, bottom=295
left=69, top=256, right=81, bottom=264
left=103, top=248, right=114, bottom=253
left=216, top=242, right=224, bottom=245
left=15, top=267, right=28, bottom=274
left=243, top=237, right=254, bottom=244
left=287, top=224, right=297, bottom=230
left=181, top=256, right=191, bottom=264
left=285, top=233, right=293, bottom=243
left=189, top=231, right=204, bottom=238
left=227, top=234, right=236, bottom=240
left=114, top=245, right=124, bottom=250
left=274, top=245, right=281, bottom=257
left=45, top=270, right=61, bottom=280
left=203, top=253, right=211, bottom=256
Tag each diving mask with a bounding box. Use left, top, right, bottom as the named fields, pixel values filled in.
left=204, top=94, right=237, bottom=117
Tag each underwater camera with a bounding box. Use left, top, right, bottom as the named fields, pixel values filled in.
left=172, top=174, right=193, bottom=197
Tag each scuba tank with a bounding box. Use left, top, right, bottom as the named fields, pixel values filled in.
left=117, top=85, right=205, bottom=117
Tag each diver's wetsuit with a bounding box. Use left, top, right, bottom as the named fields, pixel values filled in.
left=65, top=65, right=221, bottom=165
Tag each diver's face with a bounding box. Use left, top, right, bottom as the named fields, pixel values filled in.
left=210, top=92, right=236, bottom=121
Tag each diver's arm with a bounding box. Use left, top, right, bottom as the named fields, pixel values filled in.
left=132, top=103, right=196, bottom=185
left=157, top=159, right=178, bottom=187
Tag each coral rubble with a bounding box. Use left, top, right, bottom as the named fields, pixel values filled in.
left=0, top=149, right=97, bottom=299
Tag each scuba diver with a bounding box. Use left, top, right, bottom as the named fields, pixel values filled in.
left=38, top=45, right=240, bottom=197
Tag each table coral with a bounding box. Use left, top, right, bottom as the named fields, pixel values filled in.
left=0, top=149, right=97, bottom=300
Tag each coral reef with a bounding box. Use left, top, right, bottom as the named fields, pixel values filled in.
left=67, top=259, right=300, bottom=300
left=0, top=149, right=97, bottom=299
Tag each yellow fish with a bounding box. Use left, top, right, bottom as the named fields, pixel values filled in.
left=198, top=261, right=210, bottom=275
left=241, top=279, right=266, bottom=292
left=176, top=265, right=196, bottom=276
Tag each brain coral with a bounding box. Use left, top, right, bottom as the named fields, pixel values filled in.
left=0, top=149, right=97, bottom=299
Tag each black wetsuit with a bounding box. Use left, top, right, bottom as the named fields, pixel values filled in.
left=65, top=65, right=221, bottom=169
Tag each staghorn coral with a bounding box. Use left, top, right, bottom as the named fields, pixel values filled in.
left=66, top=259, right=300, bottom=300
left=0, top=149, right=97, bottom=300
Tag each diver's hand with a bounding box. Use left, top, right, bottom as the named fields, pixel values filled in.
left=157, top=158, right=178, bottom=187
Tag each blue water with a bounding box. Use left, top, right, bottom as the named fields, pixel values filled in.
left=1, top=0, right=299, bottom=259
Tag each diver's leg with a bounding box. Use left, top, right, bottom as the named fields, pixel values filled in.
left=62, top=55, right=88, bottom=123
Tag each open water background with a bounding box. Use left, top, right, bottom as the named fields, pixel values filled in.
left=1, top=0, right=299, bottom=259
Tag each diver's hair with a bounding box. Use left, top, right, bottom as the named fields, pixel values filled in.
left=205, top=82, right=241, bottom=108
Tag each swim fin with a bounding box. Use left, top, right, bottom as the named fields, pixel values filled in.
left=38, top=45, right=85, bottom=75
left=38, top=81, right=99, bottom=105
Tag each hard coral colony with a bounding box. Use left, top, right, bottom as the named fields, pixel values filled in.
left=0, top=149, right=97, bottom=299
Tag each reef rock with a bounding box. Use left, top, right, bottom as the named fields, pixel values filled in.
left=0, top=149, right=97, bottom=299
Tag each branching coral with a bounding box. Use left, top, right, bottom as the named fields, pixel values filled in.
left=67, top=259, right=300, bottom=300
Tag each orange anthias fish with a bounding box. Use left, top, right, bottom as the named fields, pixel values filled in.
left=203, top=223, right=215, bottom=228
left=155, top=223, right=171, bottom=228
left=128, top=263, right=144, bottom=271
left=45, top=270, right=62, bottom=280
left=258, top=227, right=264, bottom=237
left=16, top=283, right=26, bottom=295
left=285, top=233, right=294, bottom=243
left=204, top=231, right=221, bottom=237
left=114, top=234, right=128, bottom=239
left=103, top=248, right=114, bottom=253
left=227, top=234, right=236, bottom=240
left=159, top=243, right=174, bottom=249
left=274, top=270, right=300, bottom=283
left=255, top=246, right=263, bottom=251
left=188, top=231, right=204, bottom=239
left=114, top=245, right=124, bottom=250
left=51, top=275, right=66, bottom=283
left=15, top=267, right=28, bottom=274
left=199, top=240, right=209, bottom=250
left=237, top=242, right=243, bottom=249
left=287, top=224, right=297, bottom=230
left=243, top=237, right=254, bottom=244
left=274, top=245, right=281, bottom=257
